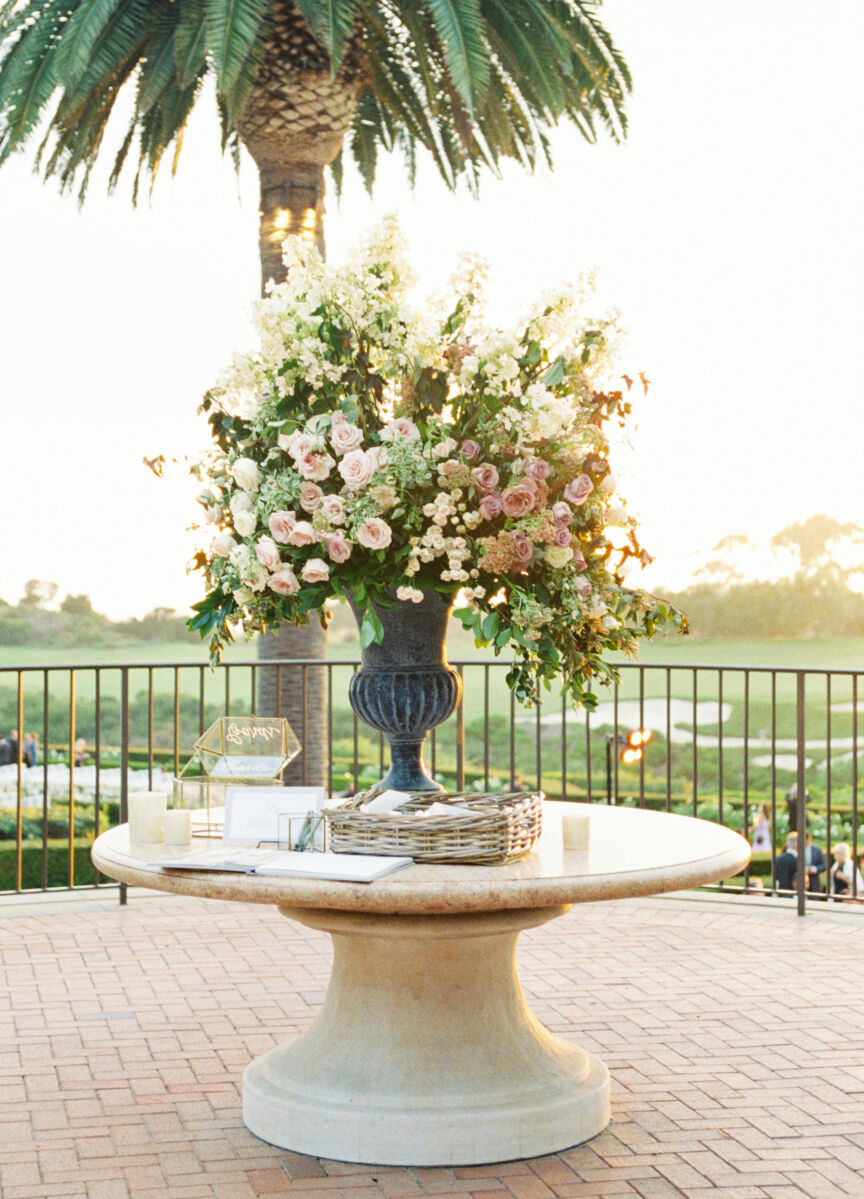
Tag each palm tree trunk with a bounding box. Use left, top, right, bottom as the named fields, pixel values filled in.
left=258, top=160, right=326, bottom=284
left=254, top=158, right=328, bottom=787
left=239, top=1, right=364, bottom=787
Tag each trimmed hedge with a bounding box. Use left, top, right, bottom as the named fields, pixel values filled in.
left=0, top=839, right=111, bottom=892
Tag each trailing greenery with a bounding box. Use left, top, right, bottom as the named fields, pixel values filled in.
left=0, top=0, right=630, bottom=200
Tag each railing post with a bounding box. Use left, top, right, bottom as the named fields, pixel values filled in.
left=796, top=671, right=807, bottom=917
left=119, top=668, right=129, bottom=907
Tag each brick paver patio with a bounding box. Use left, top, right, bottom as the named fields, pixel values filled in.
left=1, top=891, right=863, bottom=1199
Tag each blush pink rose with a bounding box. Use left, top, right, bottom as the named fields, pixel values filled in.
left=268, top=569, right=300, bottom=595
left=471, top=463, right=500, bottom=492
left=255, top=536, right=281, bottom=571
left=512, top=533, right=534, bottom=565
left=330, top=421, right=364, bottom=455
left=552, top=526, right=572, bottom=548
left=338, top=449, right=374, bottom=489
left=325, top=533, right=353, bottom=563
left=356, top=517, right=393, bottom=550
left=551, top=501, right=572, bottom=526
left=527, top=458, right=551, bottom=481
left=572, top=548, right=588, bottom=572
left=300, top=558, right=330, bottom=584
left=380, top=417, right=419, bottom=442
left=365, top=445, right=388, bottom=472
left=577, top=580, right=593, bottom=598
left=296, top=450, right=335, bottom=481
left=478, top=492, right=503, bottom=521
left=287, top=434, right=315, bottom=461
left=286, top=520, right=317, bottom=546
left=563, top=473, right=594, bottom=506
left=298, top=482, right=324, bottom=512
left=460, top=439, right=480, bottom=460
left=268, top=510, right=297, bottom=543
left=320, top=494, right=346, bottom=525
left=501, top=482, right=536, bottom=519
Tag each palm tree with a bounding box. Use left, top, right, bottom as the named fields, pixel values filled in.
left=0, top=0, right=631, bottom=785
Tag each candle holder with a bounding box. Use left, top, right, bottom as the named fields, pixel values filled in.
left=174, top=716, right=301, bottom=836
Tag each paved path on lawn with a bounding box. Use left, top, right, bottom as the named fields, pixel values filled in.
left=1, top=890, right=863, bottom=1199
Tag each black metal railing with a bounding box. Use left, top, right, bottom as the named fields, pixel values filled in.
left=0, top=658, right=861, bottom=914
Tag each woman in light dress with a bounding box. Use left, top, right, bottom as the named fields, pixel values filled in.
left=749, top=803, right=772, bottom=852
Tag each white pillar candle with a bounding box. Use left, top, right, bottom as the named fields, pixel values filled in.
left=128, top=791, right=166, bottom=843
left=163, top=809, right=192, bottom=846
left=562, top=813, right=590, bottom=851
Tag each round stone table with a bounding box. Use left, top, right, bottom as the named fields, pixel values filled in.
left=92, top=802, right=749, bottom=1167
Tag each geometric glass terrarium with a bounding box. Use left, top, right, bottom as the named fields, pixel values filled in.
left=173, top=716, right=301, bottom=835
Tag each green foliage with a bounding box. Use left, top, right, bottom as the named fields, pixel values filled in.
left=0, top=590, right=197, bottom=648
left=0, top=838, right=104, bottom=892
left=0, top=0, right=630, bottom=200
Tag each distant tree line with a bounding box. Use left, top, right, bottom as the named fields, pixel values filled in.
left=0, top=581, right=196, bottom=647
left=662, top=515, right=864, bottom=639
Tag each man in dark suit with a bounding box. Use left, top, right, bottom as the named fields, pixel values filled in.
left=804, top=832, right=827, bottom=894
left=775, top=833, right=798, bottom=892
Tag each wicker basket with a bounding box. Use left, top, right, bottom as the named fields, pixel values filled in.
left=326, top=790, right=543, bottom=865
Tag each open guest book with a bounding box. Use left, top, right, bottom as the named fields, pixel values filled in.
left=148, top=846, right=413, bottom=883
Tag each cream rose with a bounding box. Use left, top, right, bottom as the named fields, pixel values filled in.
left=380, top=417, right=419, bottom=443
left=545, top=545, right=574, bottom=569
left=268, top=510, right=297, bottom=543
left=330, top=421, right=364, bottom=455
left=229, top=491, right=252, bottom=517
left=301, top=558, right=331, bottom=584
left=356, top=517, right=393, bottom=550
left=268, top=569, right=300, bottom=596
left=211, top=532, right=236, bottom=558
left=233, top=510, right=256, bottom=537
left=396, top=586, right=425, bottom=603
left=229, top=457, right=261, bottom=493
left=338, top=449, right=375, bottom=490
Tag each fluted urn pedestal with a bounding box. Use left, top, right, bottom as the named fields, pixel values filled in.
left=347, top=591, right=461, bottom=792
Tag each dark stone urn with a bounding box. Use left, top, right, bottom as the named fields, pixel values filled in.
left=347, top=590, right=462, bottom=792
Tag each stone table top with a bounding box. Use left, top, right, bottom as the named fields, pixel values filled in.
left=91, top=802, right=750, bottom=916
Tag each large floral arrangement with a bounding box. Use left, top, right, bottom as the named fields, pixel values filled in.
left=190, top=219, right=685, bottom=707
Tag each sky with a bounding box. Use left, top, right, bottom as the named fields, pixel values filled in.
left=1, top=0, right=862, bottom=619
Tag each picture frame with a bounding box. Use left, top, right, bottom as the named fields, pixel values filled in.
left=222, top=785, right=325, bottom=847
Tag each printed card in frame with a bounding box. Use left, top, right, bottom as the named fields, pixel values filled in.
left=222, top=786, right=325, bottom=846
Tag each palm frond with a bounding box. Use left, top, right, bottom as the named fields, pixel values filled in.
left=414, top=0, right=488, bottom=112
left=204, top=0, right=268, bottom=91
left=0, top=0, right=77, bottom=164
left=174, top=3, right=207, bottom=90
left=54, top=0, right=124, bottom=85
